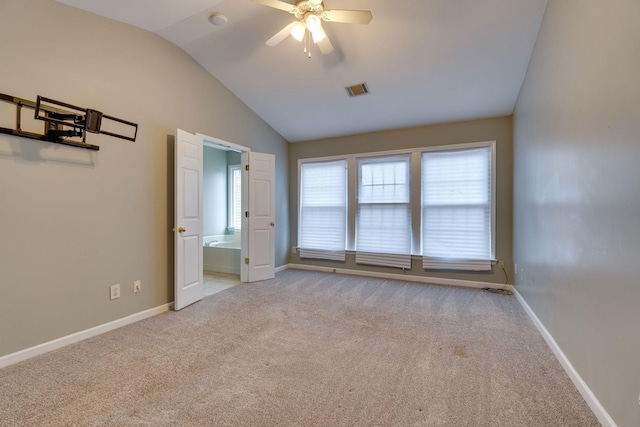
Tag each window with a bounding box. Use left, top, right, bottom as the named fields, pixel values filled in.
left=298, top=160, right=347, bottom=260
left=228, top=165, right=242, bottom=230
left=421, top=147, right=493, bottom=270
left=356, top=155, right=412, bottom=254
left=297, top=141, right=495, bottom=271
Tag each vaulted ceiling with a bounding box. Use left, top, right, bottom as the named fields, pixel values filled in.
left=55, top=0, right=548, bottom=142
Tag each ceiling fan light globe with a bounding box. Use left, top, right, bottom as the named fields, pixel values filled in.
left=312, top=26, right=327, bottom=44
left=305, top=14, right=322, bottom=32
left=291, top=22, right=306, bottom=41
left=308, top=0, right=322, bottom=5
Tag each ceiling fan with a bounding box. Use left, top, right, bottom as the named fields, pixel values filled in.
left=251, top=0, right=373, bottom=57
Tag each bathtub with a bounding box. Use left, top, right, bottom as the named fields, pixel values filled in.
left=203, top=234, right=241, bottom=275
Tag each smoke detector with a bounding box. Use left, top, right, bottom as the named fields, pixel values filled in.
left=208, top=13, right=228, bottom=26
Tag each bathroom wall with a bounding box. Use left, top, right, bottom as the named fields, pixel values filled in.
left=227, top=150, right=241, bottom=166
left=203, top=146, right=228, bottom=237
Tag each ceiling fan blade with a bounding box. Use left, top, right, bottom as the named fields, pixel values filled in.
left=317, top=33, right=334, bottom=55
left=251, top=0, right=295, bottom=13
left=266, top=21, right=299, bottom=46
left=323, top=9, right=373, bottom=25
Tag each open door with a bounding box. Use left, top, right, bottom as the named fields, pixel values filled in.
left=247, top=152, right=276, bottom=282
left=174, top=129, right=203, bottom=310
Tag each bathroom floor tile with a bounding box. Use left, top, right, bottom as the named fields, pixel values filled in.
left=203, top=271, right=241, bottom=296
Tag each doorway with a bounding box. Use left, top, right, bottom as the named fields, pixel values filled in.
left=202, top=142, right=243, bottom=295
left=202, top=144, right=241, bottom=273
left=174, top=129, right=275, bottom=310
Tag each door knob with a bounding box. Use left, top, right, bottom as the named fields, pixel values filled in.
left=270, top=221, right=275, bottom=227
left=178, top=227, right=186, bottom=233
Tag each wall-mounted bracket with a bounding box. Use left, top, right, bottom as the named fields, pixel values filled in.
left=0, top=93, right=138, bottom=151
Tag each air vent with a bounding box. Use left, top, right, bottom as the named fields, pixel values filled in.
left=345, top=82, right=370, bottom=97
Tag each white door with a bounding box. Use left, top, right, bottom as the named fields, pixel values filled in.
left=174, top=129, right=203, bottom=310
left=247, top=152, right=275, bottom=282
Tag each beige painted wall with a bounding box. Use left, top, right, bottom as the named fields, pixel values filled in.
left=513, top=1, right=640, bottom=425
left=288, top=116, right=513, bottom=285
left=0, top=0, right=289, bottom=357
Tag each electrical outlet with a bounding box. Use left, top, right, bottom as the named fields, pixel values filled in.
left=498, top=260, right=505, bottom=270
left=133, top=280, right=142, bottom=294
left=110, top=284, right=120, bottom=300
left=291, top=246, right=297, bottom=254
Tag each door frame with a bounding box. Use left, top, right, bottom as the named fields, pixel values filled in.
left=197, top=133, right=251, bottom=282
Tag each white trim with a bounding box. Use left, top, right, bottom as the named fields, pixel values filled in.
left=287, top=263, right=512, bottom=291
left=0, top=304, right=172, bottom=369
left=512, top=288, right=617, bottom=427
left=275, top=264, right=289, bottom=273
left=199, top=133, right=251, bottom=153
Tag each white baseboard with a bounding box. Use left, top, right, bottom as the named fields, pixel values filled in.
left=286, top=263, right=513, bottom=291
left=274, top=264, right=288, bottom=273
left=512, top=288, right=616, bottom=427
left=0, top=303, right=172, bottom=370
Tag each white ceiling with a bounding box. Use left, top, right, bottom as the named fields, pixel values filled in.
left=55, top=0, right=548, bottom=142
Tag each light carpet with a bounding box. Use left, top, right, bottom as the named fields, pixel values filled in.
left=0, top=270, right=600, bottom=426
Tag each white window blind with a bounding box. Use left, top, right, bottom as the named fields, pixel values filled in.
left=299, top=160, right=347, bottom=260
left=228, top=165, right=242, bottom=229
left=421, top=147, right=492, bottom=270
left=356, top=156, right=411, bottom=268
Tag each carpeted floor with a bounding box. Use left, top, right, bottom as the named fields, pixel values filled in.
left=0, top=270, right=600, bottom=426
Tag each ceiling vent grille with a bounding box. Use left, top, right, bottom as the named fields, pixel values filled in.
left=345, top=82, right=370, bottom=97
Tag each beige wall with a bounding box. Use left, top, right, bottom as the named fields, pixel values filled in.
left=0, top=0, right=288, bottom=357
left=288, top=116, right=513, bottom=284
left=513, top=1, right=640, bottom=425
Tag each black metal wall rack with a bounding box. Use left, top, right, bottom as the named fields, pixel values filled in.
left=0, top=93, right=138, bottom=151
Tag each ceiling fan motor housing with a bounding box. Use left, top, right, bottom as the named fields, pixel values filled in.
left=293, top=0, right=325, bottom=21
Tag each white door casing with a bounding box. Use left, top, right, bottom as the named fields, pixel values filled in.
left=247, top=152, right=275, bottom=282
left=174, top=129, right=203, bottom=310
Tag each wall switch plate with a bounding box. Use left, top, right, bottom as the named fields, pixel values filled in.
left=133, top=280, right=142, bottom=294
left=110, top=284, right=120, bottom=300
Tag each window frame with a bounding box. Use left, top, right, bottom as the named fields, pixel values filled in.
left=420, top=143, right=496, bottom=262
left=297, top=159, right=348, bottom=255
left=297, top=140, right=496, bottom=262
left=355, top=154, right=412, bottom=255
